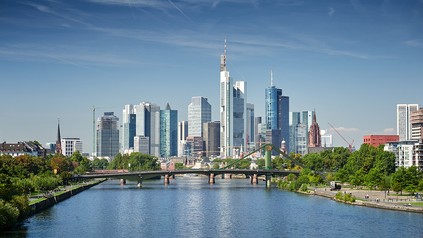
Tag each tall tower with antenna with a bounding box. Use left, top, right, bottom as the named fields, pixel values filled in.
left=220, top=38, right=233, bottom=158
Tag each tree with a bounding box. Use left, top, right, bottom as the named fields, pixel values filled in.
left=92, top=158, right=109, bottom=170
left=392, top=167, right=407, bottom=195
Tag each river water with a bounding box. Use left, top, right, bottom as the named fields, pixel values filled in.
left=3, top=177, right=423, bottom=237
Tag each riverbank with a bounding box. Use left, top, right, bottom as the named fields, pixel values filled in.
left=310, top=187, right=423, bottom=214
left=28, top=179, right=106, bottom=216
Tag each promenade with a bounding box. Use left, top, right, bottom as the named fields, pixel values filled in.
left=313, top=187, right=423, bottom=213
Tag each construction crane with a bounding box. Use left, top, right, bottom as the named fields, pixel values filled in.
left=328, top=122, right=354, bottom=152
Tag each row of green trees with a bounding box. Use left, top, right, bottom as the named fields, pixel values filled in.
left=278, top=144, right=423, bottom=194
left=0, top=151, right=159, bottom=231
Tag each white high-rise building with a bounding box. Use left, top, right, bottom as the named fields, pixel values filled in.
left=220, top=39, right=233, bottom=158
left=61, top=138, right=83, bottom=157
left=188, top=96, right=211, bottom=137
left=134, top=102, right=161, bottom=157
left=397, top=104, right=419, bottom=141
left=121, top=104, right=136, bottom=153
left=178, top=121, right=189, bottom=157
left=219, top=40, right=247, bottom=158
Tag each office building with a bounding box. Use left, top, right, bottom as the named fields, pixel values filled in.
left=265, top=71, right=289, bottom=154
left=254, top=117, right=263, bottom=150
left=134, top=135, right=150, bottom=155
left=203, top=121, right=220, bottom=157
left=246, top=103, right=255, bottom=150
left=135, top=102, right=161, bottom=157
left=397, top=104, right=419, bottom=141
left=61, top=138, right=83, bottom=157
left=411, top=108, right=423, bottom=140
left=289, top=110, right=315, bottom=154
left=233, top=81, right=247, bottom=151
left=363, top=135, right=399, bottom=147
left=96, top=112, right=119, bottom=160
left=321, top=130, right=333, bottom=147
left=188, top=96, right=211, bottom=137
left=160, top=103, right=178, bottom=157
left=219, top=40, right=247, bottom=157
left=122, top=104, right=136, bottom=153
left=178, top=121, right=189, bottom=157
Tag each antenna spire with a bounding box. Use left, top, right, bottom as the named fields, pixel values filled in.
left=224, top=37, right=227, bottom=56
left=220, top=37, right=227, bottom=72
left=270, top=70, right=274, bottom=86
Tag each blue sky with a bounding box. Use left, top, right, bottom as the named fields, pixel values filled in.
left=1, top=0, right=422, bottom=153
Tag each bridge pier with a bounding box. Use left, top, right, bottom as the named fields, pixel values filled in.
left=224, top=174, right=232, bottom=179
left=120, top=179, right=126, bottom=186
left=208, top=173, right=215, bottom=184
left=164, top=174, right=170, bottom=185
left=265, top=175, right=272, bottom=188
left=251, top=174, right=258, bottom=184
left=137, top=177, right=143, bottom=188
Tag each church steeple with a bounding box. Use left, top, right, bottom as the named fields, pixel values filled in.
left=55, top=118, right=62, bottom=155
left=308, top=111, right=321, bottom=147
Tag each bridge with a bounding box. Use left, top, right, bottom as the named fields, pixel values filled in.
left=76, top=169, right=299, bottom=188
left=76, top=144, right=301, bottom=188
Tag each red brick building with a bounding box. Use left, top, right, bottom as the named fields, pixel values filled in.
left=363, top=135, right=399, bottom=147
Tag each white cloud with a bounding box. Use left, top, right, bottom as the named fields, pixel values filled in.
left=383, top=128, right=396, bottom=134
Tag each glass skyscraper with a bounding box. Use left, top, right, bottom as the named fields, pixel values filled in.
left=265, top=73, right=289, bottom=153
left=188, top=96, right=211, bottom=137
left=96, top=112, right=119, bottom=159
left=160, top=103, right=178, bottom=157
left=122, top=104, right=136, bottom=153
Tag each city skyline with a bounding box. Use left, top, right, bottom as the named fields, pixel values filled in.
left=1, top=0, right=423, bottom=154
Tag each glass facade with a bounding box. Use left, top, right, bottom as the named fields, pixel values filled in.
left=160, top=104, right=178, bottom=157
left=96, top=112, right=119, bottom=159
left=188, top=97, right=211, bottom=137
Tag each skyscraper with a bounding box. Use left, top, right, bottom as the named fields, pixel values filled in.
left=265, top=71, right=289, bottom=153
left=96, top=112, right=119, bottom=160
left=289, top=110, right=314, bottom=154
left=233, top=81, right=247, bottom=152
left=188, top=96, right=211, bottom=137
left=160, top=103, right=178, bottom=157
left=203, top=121, right=220, bottom=157
left=178, top=121, right=188, bottom=157
left=220, top=39, right=233, bottom=158
left=219, top=39, right=246, bottom=157
left=135, top=102, right=161, bottom=157
left=122, top=104, right=136, bottom=153
left=397, top=104, right=419, bottom=141
left=246, top=103, right=255, bottom=150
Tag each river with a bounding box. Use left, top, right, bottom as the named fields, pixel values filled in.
left=3, top=177, right=423, bottom=237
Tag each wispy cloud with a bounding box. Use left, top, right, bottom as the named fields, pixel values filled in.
left=23, top=2, right=92, bottom=27
left=168, top=0, right=192, bottom=21
left=328, top=7, right=335, bottom=16
left=0, top=44, right=144, bottom=68
left=404, top=39, right=423, bottom=48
